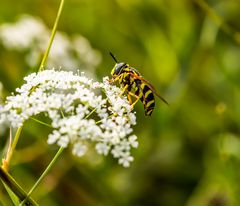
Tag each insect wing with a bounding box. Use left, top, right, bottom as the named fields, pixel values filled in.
left=128, top=66, right=141, bottom=75
left=128, top=72, right=169, bottom=105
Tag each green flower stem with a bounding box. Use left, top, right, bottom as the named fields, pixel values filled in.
left=0, top=167, right=38, bottom=206
left=2, top=126, right=23, bottom=171
left=39, top=0, right=65, bottom=71
left=96, top=113, right=115, bottom=124
left=85, top=108, right=97, bottom=119
left=30, top=117, right=53, bottom=128
left=19, top=147, right=65, bottom=206
left=19, top=0, right=66, bottom=198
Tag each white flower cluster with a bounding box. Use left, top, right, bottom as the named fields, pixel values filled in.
left=0, top=70, right=138, bottom=167
left=0, top=15, right=101, bottom=75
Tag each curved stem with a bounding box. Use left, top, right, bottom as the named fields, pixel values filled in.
left=39, top=0, right=65, bottom=71
left=19, top=147, right=65, bottom=206
left=30, top=117, right=53, bottom=128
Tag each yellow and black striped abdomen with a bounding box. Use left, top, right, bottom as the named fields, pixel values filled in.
left=117, top=70, right=156, bottom=116
left=140, top=83, right=155, bottom=116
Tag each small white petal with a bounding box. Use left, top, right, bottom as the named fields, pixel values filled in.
left=118, top=153, right=134, bottom=168
left=95, top=143, right=110, bottom=155
left=129, top=135, right=139, bottom=148
left=48, top=130, right=61, bottom=144
left=72, top=142, right=88, bottom=157
left=57, top=135, right=69, bottom=148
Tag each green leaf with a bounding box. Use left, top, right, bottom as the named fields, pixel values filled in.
left=2, top=181, right=19, bottom=206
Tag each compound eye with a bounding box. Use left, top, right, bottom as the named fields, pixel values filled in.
left=114, top=63, right=127, bottom=75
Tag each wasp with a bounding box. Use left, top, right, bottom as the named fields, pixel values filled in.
left=109, top=52, right=168, bottom=116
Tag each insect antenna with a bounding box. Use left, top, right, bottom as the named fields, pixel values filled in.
left=109, top=52, right=118, bottom=63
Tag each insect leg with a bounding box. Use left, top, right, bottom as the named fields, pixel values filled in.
left=127, top=94, right=133, bottom=105
left=120, top=84, right=129, bottom=96
left=131, top=96, right=141, bottom=107
left=108, top=78, right=114, bottom=84
left=127, top=91, right=141, bottom=108
left=109, top=74, right=121, bottom=84
left=109, top=77, right=118, bottom=84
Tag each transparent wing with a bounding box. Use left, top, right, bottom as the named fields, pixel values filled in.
left=128, top=72, right=169, bottom=105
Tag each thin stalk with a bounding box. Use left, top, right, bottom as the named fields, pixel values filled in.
left=85, top=108, right=97, bottom=119
left=96, top=113, right=115, bottom=124
left=19, top=147, right=65, bottom=206
left=2, top=126, right=23, bottom=171
left=39, top=0, right=65, bottom=71
left=1, top=127, right=12, bottom=171
left=30, top=117, right=53, bottom=128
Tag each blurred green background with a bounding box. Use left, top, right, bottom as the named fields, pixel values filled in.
left=0, top=0, right=240, bottom=205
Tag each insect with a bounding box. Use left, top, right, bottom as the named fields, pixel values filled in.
left=109, top=52, right=168, bottom=116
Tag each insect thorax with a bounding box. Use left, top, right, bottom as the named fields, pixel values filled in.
left=118, top=71, right=140, bottom=94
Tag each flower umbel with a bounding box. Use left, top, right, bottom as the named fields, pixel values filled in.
left=0, top=70, right=138, bottom=167
left=0, top=15, right=101, bottom=76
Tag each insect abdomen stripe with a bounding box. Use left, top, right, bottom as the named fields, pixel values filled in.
left=145, top=108, right=153, bottom=116
left=142, top=84, right=149, bottom=94
left=146, top=100, right=155, bottom=108
left=139, top=84, right=155, bottom=116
